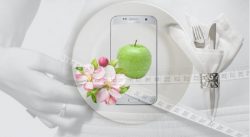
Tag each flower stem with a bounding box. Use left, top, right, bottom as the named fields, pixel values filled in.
left=133, top=40, right=137, bottom=47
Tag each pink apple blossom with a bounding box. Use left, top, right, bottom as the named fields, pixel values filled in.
left=96, top=65, right=127, bottom=105
left=75, top=62, right=128, bottom=105
left=75, top=64, right=105, bottom=91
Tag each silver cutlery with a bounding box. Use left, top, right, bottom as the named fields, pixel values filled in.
left=193, top=23, right=219, bottom=120
left=208, top=23, right=219, bottom=120
left=209, top=23, right=217, bottom=49
left=192, top=25, right=205, bottom=48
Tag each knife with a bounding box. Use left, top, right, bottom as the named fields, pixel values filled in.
left=208, top=23, right=218, bottom=120
left=209, top=23, right=216, bottom=49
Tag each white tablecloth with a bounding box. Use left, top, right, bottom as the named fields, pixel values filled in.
left=0, top=0, right=248, bottom=137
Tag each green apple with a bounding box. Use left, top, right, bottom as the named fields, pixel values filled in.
left=117, top=40, right=152, bottom=79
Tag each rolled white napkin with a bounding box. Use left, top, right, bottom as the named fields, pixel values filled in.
left=168, top=14, right=243, bottom=73
left=168, top=14, right=244, bottom=119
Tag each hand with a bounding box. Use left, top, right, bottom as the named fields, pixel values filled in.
left=0, top=47, right=93, bottom=130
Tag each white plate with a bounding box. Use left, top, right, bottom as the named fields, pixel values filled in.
left=72, top=1, right=193, bottom=124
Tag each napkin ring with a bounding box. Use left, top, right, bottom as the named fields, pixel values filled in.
left=200, top=73, right=220, bottom=88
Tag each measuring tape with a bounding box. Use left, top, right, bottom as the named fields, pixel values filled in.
left=126, top=67, right=249, bottom=85
left=72, top=60, right=249, bottom=137
left=124, top=67, right=249, bottom=137
left=126, top=90, right=248, bottom=137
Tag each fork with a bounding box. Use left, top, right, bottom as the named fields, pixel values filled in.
left=192, top=25, right=205, bottom=48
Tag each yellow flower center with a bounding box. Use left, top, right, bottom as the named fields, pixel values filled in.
left=87, top=75, right=92, bottom=82
left=104, top=81, right=112, bottom=90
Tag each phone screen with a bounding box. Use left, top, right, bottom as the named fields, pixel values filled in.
left=110, top=15, right=157, bottom=105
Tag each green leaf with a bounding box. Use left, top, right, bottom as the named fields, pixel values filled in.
left=75, top=66, right=83, bottom=71
left=115, top=68, right=126, bottom=74
left=91, top=94, right=97, bottom=103
left=120, top=86, right=130, bottom=94
left=110, top=59, right=118, bottom=67
left=87, top=88, right=99, bottom=98
left=92, top=88, right=99, bottom=94
left=91, top=58, right=99, bottom=69
left=87, top=91, right=92, bottom=97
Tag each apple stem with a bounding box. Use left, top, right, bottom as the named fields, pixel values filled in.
left=134, top=40, right=137, bottom=47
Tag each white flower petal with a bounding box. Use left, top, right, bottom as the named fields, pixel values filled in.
left=83, top=64, right=94, bottom=75
left=106, top=96, right=117, bottom=105
left=84, top=82, right=93, bottom=90
left=111, top=84, right=120, bottom=91
left=93, top=78, right=105, bottom=88
left=114, top=74, right=127, bottom=86
left=93, top=67, right=105, bottom=79
left=97, top=88, right=110, bottom=102
left=76, top=75, right=88, bottom=85
left=110, top=89, right=121, bottom=99
left=104, top=65, right=116, bottom=81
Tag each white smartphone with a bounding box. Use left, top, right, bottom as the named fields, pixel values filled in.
left=110, top=15, right=158, bottom=105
